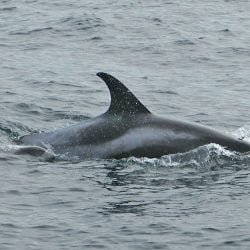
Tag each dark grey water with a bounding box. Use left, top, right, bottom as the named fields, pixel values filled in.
left=0, top=0, right=250, bottom=249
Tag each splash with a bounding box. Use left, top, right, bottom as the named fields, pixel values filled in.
left=122, top=143, right=249, bottom=171
left=233, top=124, right=250, bottom=143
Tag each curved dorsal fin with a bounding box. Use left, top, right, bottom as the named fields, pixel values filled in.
left=97, top=72, right=151, bottom=115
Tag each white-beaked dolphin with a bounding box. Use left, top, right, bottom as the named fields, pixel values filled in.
left=18, top=72, right=250, bottom=159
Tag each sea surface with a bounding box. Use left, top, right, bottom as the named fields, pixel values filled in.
left=0, top=0, right=250, bottom=249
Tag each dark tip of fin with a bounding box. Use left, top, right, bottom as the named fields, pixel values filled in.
left=96, top=72, right=151, bottom=115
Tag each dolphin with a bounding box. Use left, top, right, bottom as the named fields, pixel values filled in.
left=18, top=72, right=250, bottom=159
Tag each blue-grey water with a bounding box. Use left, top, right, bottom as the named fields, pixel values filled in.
left=1, top=1, right=250, bottom=249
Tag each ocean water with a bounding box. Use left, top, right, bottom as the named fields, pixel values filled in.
left=0, top=0, right=250, bottom=249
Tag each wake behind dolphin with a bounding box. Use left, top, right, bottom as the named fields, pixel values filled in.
left=18, top=73, right=250, bottom=159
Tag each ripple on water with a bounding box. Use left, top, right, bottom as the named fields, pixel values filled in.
left=9, top=27, right=54, bottom=36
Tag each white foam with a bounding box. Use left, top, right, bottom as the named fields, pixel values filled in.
left=233, top=124, right=250, bottom=143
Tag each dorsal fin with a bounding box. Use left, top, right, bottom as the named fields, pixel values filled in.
left=97, top=72, right=151, bottom=115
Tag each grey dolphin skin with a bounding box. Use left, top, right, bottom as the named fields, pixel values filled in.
left=19, top=72, right=250, bottom=159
